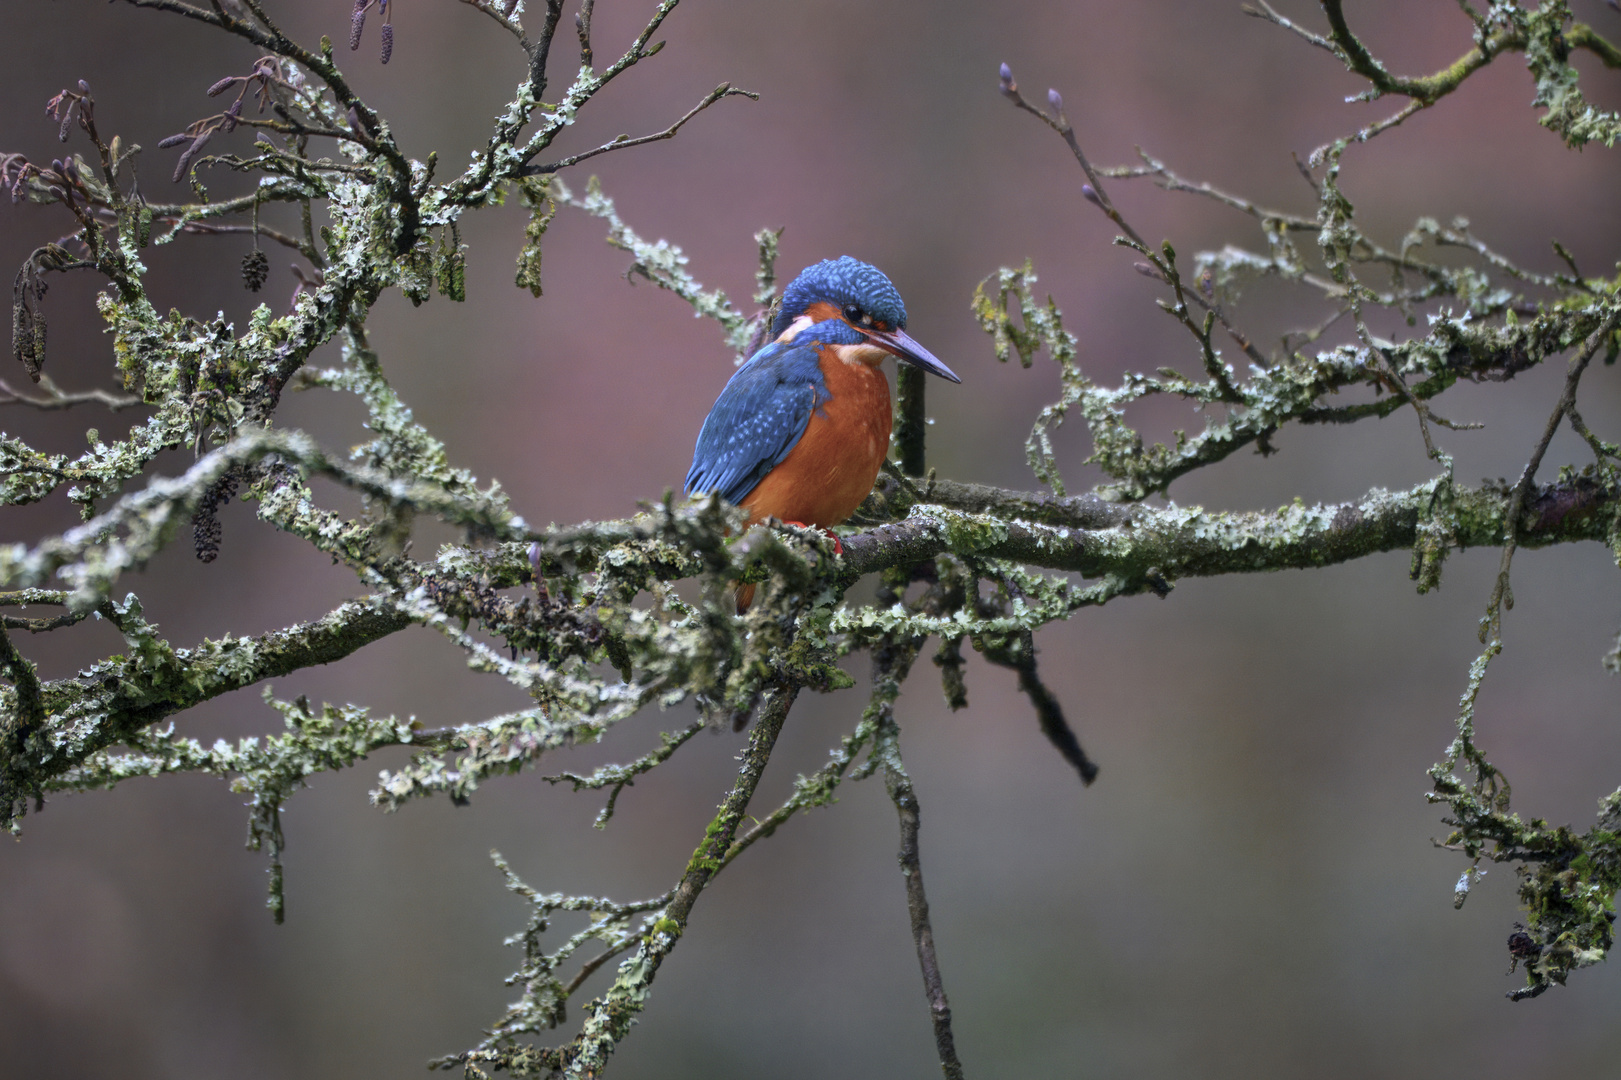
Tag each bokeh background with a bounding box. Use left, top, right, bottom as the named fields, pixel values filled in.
left=6, top=1, right=1621, bottom=1076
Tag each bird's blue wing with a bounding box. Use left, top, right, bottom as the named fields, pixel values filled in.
left=686, top=340, right=830, bottom=505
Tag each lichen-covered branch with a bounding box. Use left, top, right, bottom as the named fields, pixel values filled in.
left=1246, top=1, right=1621, bottom=150
left=8, top=1, right=1621, bottom=1072
left=846, top=473, right=1619, bottom=588
left=997, top=11, right=1621, bottom=1010
left=439, top=681, right=801, bottom=1078
left=2, top=593, right=410, bottom=828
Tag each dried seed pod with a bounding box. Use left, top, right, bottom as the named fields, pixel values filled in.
left=380, top=22, right=393, bottom=64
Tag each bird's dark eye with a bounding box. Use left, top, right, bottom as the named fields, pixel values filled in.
left=843, top=304, right=873, bottom=328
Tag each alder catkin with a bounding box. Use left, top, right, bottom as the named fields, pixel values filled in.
left=349, top=0, right=366, bottom=50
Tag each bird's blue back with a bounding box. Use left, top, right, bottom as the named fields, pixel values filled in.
left=685, top=321, right=864, bottom=505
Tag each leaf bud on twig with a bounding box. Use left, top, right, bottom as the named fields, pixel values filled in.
left=173, top=130, right=211, bottom=183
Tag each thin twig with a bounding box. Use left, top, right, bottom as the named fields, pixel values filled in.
left=982, top=629, right=1098, bottom=784
left=1101, top=151, right=1317, bottom=232
left=2, top=610, right=91, bottom=632
left=871, top=633, right=966, bottom=1080
left=458, top=0, right=524, bottom=40
left=1568, top=406, right=1621, bottom=463
left=561, top=936, right=639, bottom=997
left=1346, top=97, right=1426, bottom=146
left=519, top=83, right=757, bottom=175
left=1483, top=302, right=1621, bottom=642
left=887, top=760, right=964, bottom=1080
left=1242, top=1, right=1340, bottom=55
left=1002, top=70, right=1271, bottom=374
left=576, top=0, right=595, bottom=67
left=0, top=376, right=141, bottom=411
left=543, top=718, right=706, bottom=827
left=0, top=590, right=99, bottom=632
left=998, top=69, right=1147, bottom=250
left=543, top=681, right=801, bottom=1074
left=172, top=221, right=311, bottom=257
left=1430, top=223, right=1592, bottom=295
left=524, top=0, right=565, bottom=102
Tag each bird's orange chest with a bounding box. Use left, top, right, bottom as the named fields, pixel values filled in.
left=740, top=349, right=892, bottom=528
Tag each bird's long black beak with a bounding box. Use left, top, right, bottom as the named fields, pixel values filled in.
left=864, top=326, right=962, bottom=383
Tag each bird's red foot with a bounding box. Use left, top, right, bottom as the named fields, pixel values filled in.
left=781, top=520, right=843, bottom=555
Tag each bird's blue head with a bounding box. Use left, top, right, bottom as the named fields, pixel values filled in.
left=769, top=256, right=960, bottom=383
left=773, top=256, right=907, bottom=337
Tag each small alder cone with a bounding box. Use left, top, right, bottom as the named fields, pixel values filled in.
left=241, top=249, right=269, bottom=292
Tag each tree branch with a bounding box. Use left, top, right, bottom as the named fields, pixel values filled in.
left=538, top=681, right=800, bottom=1078
left=838, top=474, right=1617, bottom=586
left=1482, top=302, right=1621, bottom=642
left=870, top=630, right=966, bottom=1079
left=518, top=83, right=757, bottom=175
left=2, top=595, right=410, bottom=827
left=0, top=376, right=141, bottom=412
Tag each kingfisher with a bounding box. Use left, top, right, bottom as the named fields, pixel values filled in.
left=685, top=257, right=960, bottom=605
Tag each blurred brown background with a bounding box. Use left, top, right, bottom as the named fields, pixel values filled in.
left=6, top=1, right=1621, bottom=1076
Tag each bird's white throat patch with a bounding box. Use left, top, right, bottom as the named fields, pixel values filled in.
left=832, top=342, right=890, bottom=367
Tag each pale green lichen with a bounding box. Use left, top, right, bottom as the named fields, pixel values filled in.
left=555, top=176, right=755, bottom=358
